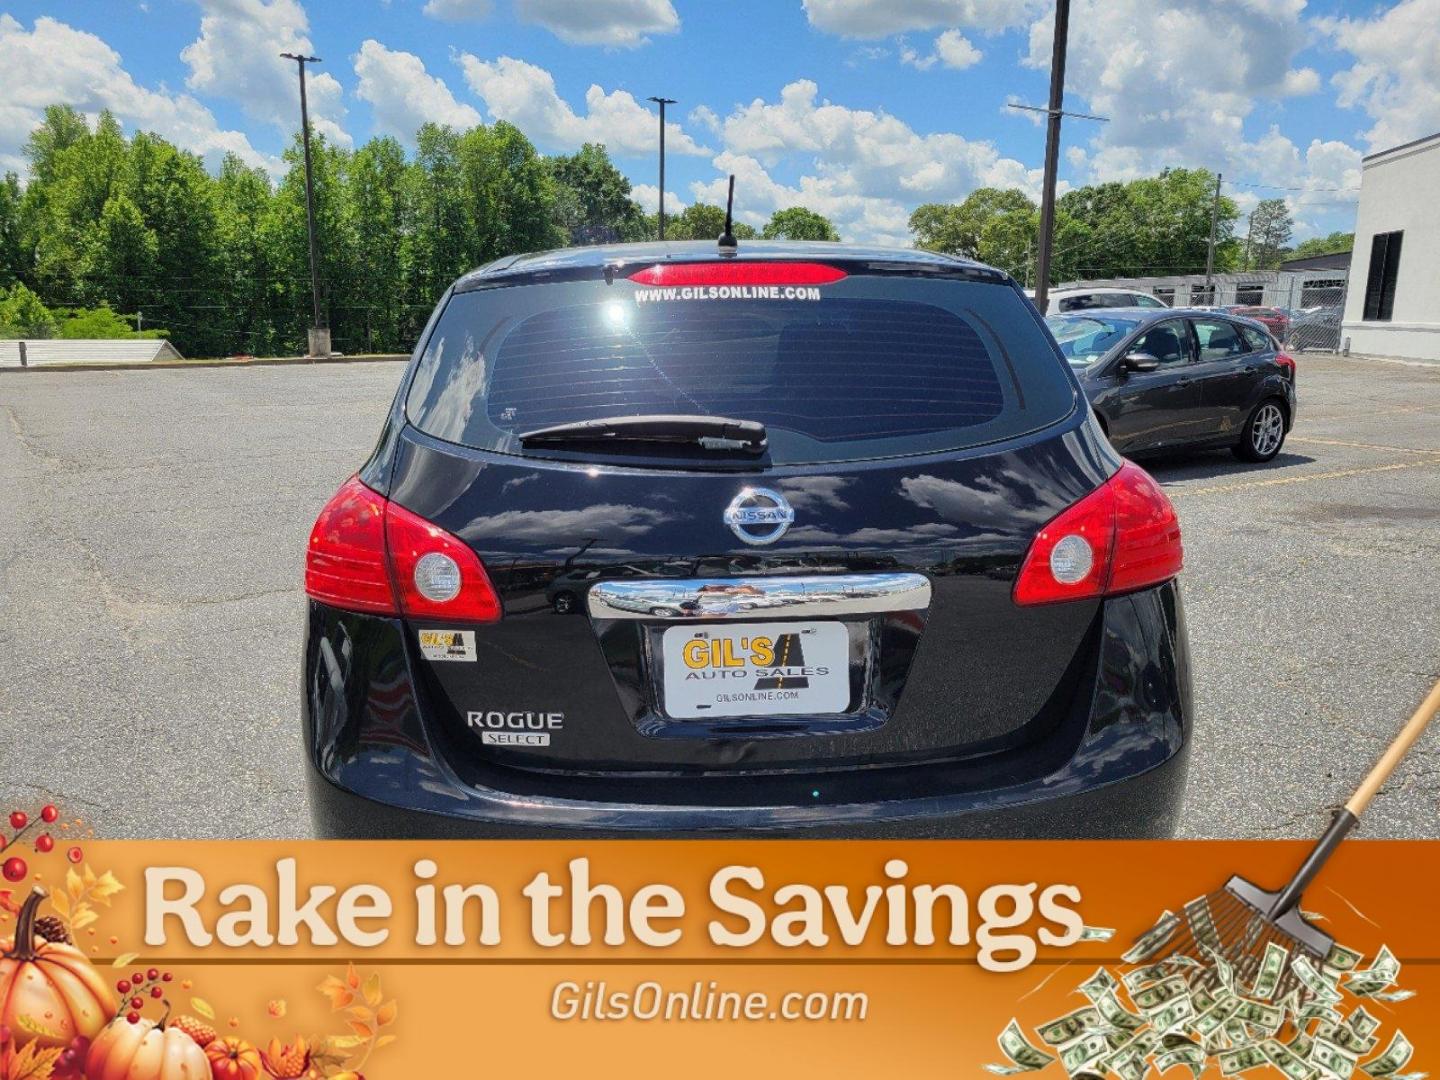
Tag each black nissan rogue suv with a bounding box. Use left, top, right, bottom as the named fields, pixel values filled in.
left=302, top=241, right=1191, bottom=838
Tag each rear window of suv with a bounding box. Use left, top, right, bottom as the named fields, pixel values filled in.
left=405, top=267, right=1077, bottom=465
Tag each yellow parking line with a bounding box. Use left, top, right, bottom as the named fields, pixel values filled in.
left=1169, top=458, right=1435, bottom=498
left=1289, top=436, right=1440, bottom=456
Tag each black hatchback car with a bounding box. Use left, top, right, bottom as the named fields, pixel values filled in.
left=1046, top=308, right=1297, bottom=461
left=303, top=242, right=1190, bottom=838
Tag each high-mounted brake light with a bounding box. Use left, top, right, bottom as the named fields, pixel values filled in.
left=628, top=262, right=847, bottom=287
left=305, top=477, right=501, bottom=622
left=1013, top=462, right=1183, bottom=606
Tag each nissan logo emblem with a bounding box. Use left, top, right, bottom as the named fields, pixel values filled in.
left=723, top=487, right=795, bottom=545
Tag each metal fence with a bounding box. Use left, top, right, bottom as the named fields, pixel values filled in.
left=1277, top=277, right=1347, bottom=353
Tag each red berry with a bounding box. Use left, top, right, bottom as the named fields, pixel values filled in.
left=130, top=996, right=143, bottom=1010
left=2, top=856, right=26, bottom=882
left=132, top=971, right=144, bottom=984
left=147, top=967, right=159, bottom=981
left=126, top=1012, right=140, bottom=1024
left=9, top=811, right=26, bottom=830
left=41, top=805, right=59, bottom=823
left=36, top=834, right=54, bottom=853
left=66, top=846, right=83, bottom=864
left=117, top=980, right=131, bottom=994
left=161, top=972, right=173, bottom=982
left=150, top=986, right=163, bottom=999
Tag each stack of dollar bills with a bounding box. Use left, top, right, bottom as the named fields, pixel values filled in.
left=987, top=908, right=1420, bottom=1080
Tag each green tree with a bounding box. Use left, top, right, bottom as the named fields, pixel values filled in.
left=77, top=193, right=158, bottom=316
left=549, top=143, right=647, bottom=244
left=457, top=121, right=562, bottom=266
left=0, top=282, right=56, bottom=337
left=1290, top=231, right=1353, bottom=259
left=1243, top=198, right=1293, bottom=270
left=56, top=302, right=165, bottom=339
left=345, top=136, right=412, bottom=352
left=761, top=206, right=840, bottom=241
left=0, top=173, right=29, bottom=288
left=910, top=189, right=1035, bottom=259
left=667, top=203, right=756, bottom=241
left=214, top=153, right=284, bottom=355
left=406, top=124, right=470, bottom=308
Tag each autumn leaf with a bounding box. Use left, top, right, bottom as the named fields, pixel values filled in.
left=70, top=908, right=98, bottom=932
left=191, top=998, right=216, bottom=1020
left=65, top=869, right=83, bottom=902
left=346, top=1021, right=373, bottom=1041
left=344, top=1007, right=372, bottom=1024
left=375, top=1001, right=397, bottom=1027
left=374, top=1034, right=397, bottom=1050
left=4, top=1040, right=63, bottom=1080
left=82, top=864, right=97, bottom=889
left=111, top=952, right=138, bottom=968
left=90, top=870, right=124, bottom=905
left=345, top=963, right=360, bottom=990
left=317, top=976, right=354, bottom=1011
left=322, top=1035, right=366, bottom=1053
left=361, top=972, right=382, bottom=1008
left=46, top=892, right=67, bottom=919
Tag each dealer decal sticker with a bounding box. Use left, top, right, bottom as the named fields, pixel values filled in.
left=418, top=629, right=476, bottom=662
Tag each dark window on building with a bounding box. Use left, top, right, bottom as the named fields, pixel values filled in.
left=1191, top=285, right=1216, bottom=306
left=1362, top=231, right=1403, bottom=321
left=1153, top=287, right=1176, bottom=305
left=1234, top=284, right=1264, bottom=306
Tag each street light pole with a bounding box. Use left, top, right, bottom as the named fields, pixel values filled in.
left=648, top=96, right=677, bottom=241
left=1032, top=0, right=1071, bottom=316
left=281, top=51, right=327, bottom=357
left=1204, top=171, right=1223, bottom=293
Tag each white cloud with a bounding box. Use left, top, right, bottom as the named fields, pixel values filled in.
left=1020, top=0, right=1360, bottom=235
left=1318, top=0, right=1440, bottom=152
left=692, top=80, right=1048, bottom=245
left=0, top=14, right=275, bottom=175
left=422, top=0, right=491, bottom=21
left=514, top=0, right=679, bottom=47
left=934, top=28, right=983, bottom=68
left=901, top=28, right=983, bottom=70
left=631, top=183, right=686, bottom=214
left=456, top=54, right=709, bottom=155
left=802, top=0, right=1043, bottom=37
left=181, top=0, right=349, bottom=147
left=353, top=40, right=480, bottom=141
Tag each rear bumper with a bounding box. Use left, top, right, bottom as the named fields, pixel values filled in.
left=302, top=581, right=1191, bottom=839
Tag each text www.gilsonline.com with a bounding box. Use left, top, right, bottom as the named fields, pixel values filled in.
left=550, top=980, right=869, bottom=1022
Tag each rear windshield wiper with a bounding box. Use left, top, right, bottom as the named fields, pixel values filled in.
left=519, top=414, right=768, bottom=453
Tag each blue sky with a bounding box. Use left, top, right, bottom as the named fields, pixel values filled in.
left=3, top=1, right=1437, bottom=246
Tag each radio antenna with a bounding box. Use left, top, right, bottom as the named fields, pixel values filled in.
left=718, top=175, right=738, bottom=254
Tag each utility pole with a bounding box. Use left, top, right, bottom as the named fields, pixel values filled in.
left=648, top=96, right=677, bottom=241
left=1031, top=0, right=1071, bottom=316
left=282, top=52, right=328, bottom=357
left=1243, top=206, right=1255, bottom=271
left=1204, top=171, right=1222, bottom=297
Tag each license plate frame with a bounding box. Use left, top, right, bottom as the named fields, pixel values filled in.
left=657, top=620, right=853, bottom=719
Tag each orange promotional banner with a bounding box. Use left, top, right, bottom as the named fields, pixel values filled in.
left=1, top=840, right=1435, bottom=1078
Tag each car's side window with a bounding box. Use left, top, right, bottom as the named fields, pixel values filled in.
left=1191, top=319, right=1246, bottom=362
left=1131, top=320, right=1191, bottom=365
left=1239, top=325, right=1273, bottom=353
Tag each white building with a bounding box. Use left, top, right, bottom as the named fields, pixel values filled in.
left=1052, top=268, right=1347, bottom=312
left=1342, top=131, right=1440, bottom=360
left=0, top=338, right=184, bottom=367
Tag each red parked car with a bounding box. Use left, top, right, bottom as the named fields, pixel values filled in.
left=1228, top=306, right=1289, bottom=340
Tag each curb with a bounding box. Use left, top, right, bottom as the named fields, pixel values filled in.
left=0, top=353, right=410, bottom=374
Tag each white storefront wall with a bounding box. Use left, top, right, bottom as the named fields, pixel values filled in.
left=1343, top=133, right=1440, bottom=360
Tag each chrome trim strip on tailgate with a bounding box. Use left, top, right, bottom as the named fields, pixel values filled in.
left=587, top=573, right=932, bottom=620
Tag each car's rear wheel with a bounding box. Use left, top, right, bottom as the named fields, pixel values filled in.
left=1234, top=399, right=1287, bottom=462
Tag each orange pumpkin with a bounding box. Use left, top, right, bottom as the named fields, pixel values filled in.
left=0, top=887, right=115, bottom=1049
left=206, top=1036, right=263, bottom=1080
left=86, top=1014, right=210, bottom=1080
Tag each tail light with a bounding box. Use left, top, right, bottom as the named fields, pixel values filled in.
left=1276, top=352, right=1296, bottom=379
left=1013, top=462, right=1183, bottom=606
left=305, top=477, right=501, bottom=622
left=628, top=262, right=846, bottom=287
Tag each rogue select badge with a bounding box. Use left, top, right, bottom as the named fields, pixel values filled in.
left=723, top=487, right=795, bottom=545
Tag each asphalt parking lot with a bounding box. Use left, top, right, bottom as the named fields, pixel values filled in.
left=2, top=354, right=1437, bottom=839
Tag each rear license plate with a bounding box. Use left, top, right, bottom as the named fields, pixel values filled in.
left=660, top=621, right=850, bottom=719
